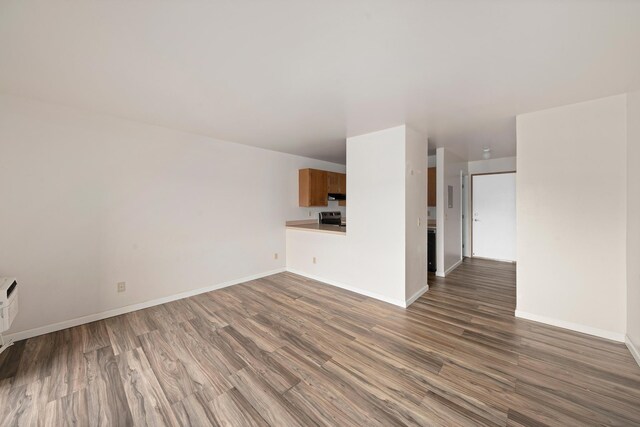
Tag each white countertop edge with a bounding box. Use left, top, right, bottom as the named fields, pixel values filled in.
left=285, top=226, right=347, bottom=236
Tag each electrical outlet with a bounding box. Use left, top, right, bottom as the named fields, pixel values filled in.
left=117, top=282, right=126, bottom=293
left=274, top=253, right=278, bottom=260
left=313, top=257, right=317, bottom=264
left=308, top=211, right=313, bottom=217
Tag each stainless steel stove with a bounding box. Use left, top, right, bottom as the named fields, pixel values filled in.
left=319, top=211, right=345, bottom=227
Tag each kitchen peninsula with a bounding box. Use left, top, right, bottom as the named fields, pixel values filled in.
left=287, top=126, right=427, bottom=310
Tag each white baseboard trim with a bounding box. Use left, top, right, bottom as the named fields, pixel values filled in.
left=445, top=259, right=463, bottom=276
left=471, top=256, right=516, bottom=263
left=435, top=258, right=463, bottom=278
left=626, top=335, right=640, bottom=368
left=405, top=284, right=429, bottom=307
left=515, top=310, right=625, bottom=343
left=285, top=268, right=407, bottom=308
left=6, top=268, right=286, bottom=343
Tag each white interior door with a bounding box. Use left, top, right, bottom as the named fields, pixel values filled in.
left=472, top=173, right=516, bottom=261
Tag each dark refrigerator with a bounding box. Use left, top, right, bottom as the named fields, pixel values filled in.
left=428, top=229, right=436, bottom=272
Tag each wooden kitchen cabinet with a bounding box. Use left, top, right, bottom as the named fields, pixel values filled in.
left=327, top=172, right=341, bottom=193
left=299, top=169, right=347, bottom=207
left=428, top=167, right=437, bottom=207
left=327, top=171, right=347, bottom=194
left=299, top=169, right=328, bottom=207
left=338, top=173, right=346, bottom=206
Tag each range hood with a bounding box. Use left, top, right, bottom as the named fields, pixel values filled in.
left=328, top=193, right=346, bottom=201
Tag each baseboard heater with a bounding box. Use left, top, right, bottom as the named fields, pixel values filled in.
left=0, top=277, right=19, bottom=354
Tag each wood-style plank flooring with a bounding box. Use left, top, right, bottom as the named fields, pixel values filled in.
left=1, top=258, right=640, bottom=426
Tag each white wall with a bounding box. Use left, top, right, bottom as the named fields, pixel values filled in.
left=286, top=228, right=351, bottom=290
left=348, top=126, right=408, bottom=304
left=436, top=148, right=467, bottom=276
left=516, top=94, right=627, bottom=341
left=405, top=127, right=428, bottom=300
left=287, top=125, right=428, bottom=306
left=468, top=156, right=517, bottom=175
left=627, top=91, right=640, bottom=358
left=0, top=95, right=345, bottom=337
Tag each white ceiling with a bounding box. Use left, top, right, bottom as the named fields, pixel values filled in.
left=1, top=1, right=639, bottom=163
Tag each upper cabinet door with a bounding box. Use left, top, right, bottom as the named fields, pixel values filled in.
left=299, top=169, right=328, bottom=207
left=428, top=167, right=437, bottom=207
left=327, top=172, right=341, bottom=194
left=338, top=173, right=347, bottom=206
left=338, top=173, right=346, bottom=195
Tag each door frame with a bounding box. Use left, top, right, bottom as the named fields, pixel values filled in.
left=470, top=171, right=516, bottom=260
left=461, top=171, right=469, bottom=258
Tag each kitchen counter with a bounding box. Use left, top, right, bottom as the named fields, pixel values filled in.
left=286, top=220, right=346, bottom=235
